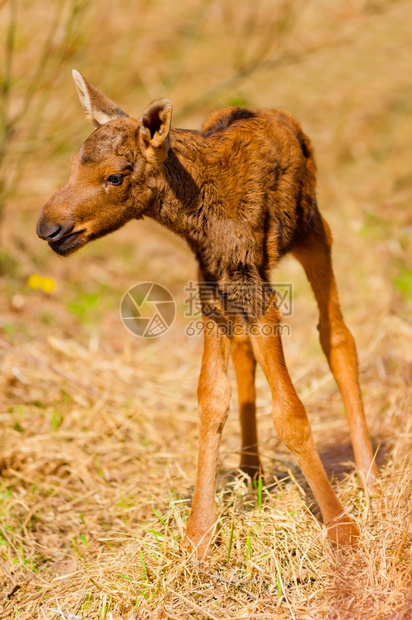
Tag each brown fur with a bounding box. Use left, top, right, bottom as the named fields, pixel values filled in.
left=37, top=72, right=379, bottom=558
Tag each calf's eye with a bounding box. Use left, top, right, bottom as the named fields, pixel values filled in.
left=107, top=174, right=124, bottom=186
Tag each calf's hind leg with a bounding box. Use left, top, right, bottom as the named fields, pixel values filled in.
left=292, top=213, right=379, bottom=491
left=232, top=334, right=262, bottom=478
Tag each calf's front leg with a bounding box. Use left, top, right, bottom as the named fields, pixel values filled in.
left=183, top=316, right=231, bottom=558
left=250, top=307, right=359, bottom=546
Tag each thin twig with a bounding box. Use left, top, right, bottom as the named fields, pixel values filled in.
left=168, top=588, right=221, bottom=620
left=194, top=565, right=259, bottom=600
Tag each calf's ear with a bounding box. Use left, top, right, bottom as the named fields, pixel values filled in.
left=72, top=70, right=129, bottom=128
left=139, top=98, right=172, bottom=165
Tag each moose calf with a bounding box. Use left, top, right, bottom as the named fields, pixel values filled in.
left=37, top=71, right=379, bottom=557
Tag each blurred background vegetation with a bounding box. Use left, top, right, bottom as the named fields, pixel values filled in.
left=0, top=0, right=411, bottom=617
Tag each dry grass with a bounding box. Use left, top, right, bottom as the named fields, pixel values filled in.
left=1, top=0, right=412, bottom=618
left=1, top=314, right=411, bottom=619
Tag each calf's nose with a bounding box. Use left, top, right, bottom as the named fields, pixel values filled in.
left=36, top=221, right=64, bottom=241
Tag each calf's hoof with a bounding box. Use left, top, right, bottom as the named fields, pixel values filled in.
left=326, top=514, right=360, bottom=548
left=181, top=532, right=212, bottom=560
left=239, top=457, right=263, bottom=481
left=182, top=517, right=216, bottom=560
left=364, top=464, right=381, bottom=497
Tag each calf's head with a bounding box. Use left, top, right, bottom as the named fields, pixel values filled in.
left=37, top=70, right=172, bottom=255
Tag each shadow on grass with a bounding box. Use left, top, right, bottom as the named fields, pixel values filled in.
left=258, top=434, right=389, bottom=521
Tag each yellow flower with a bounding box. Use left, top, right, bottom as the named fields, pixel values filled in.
left=41, top=277, right=56, bottom=294
left=28, top=273, right=42, bottom=290
left=27, top=274, right=56, bottom=294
